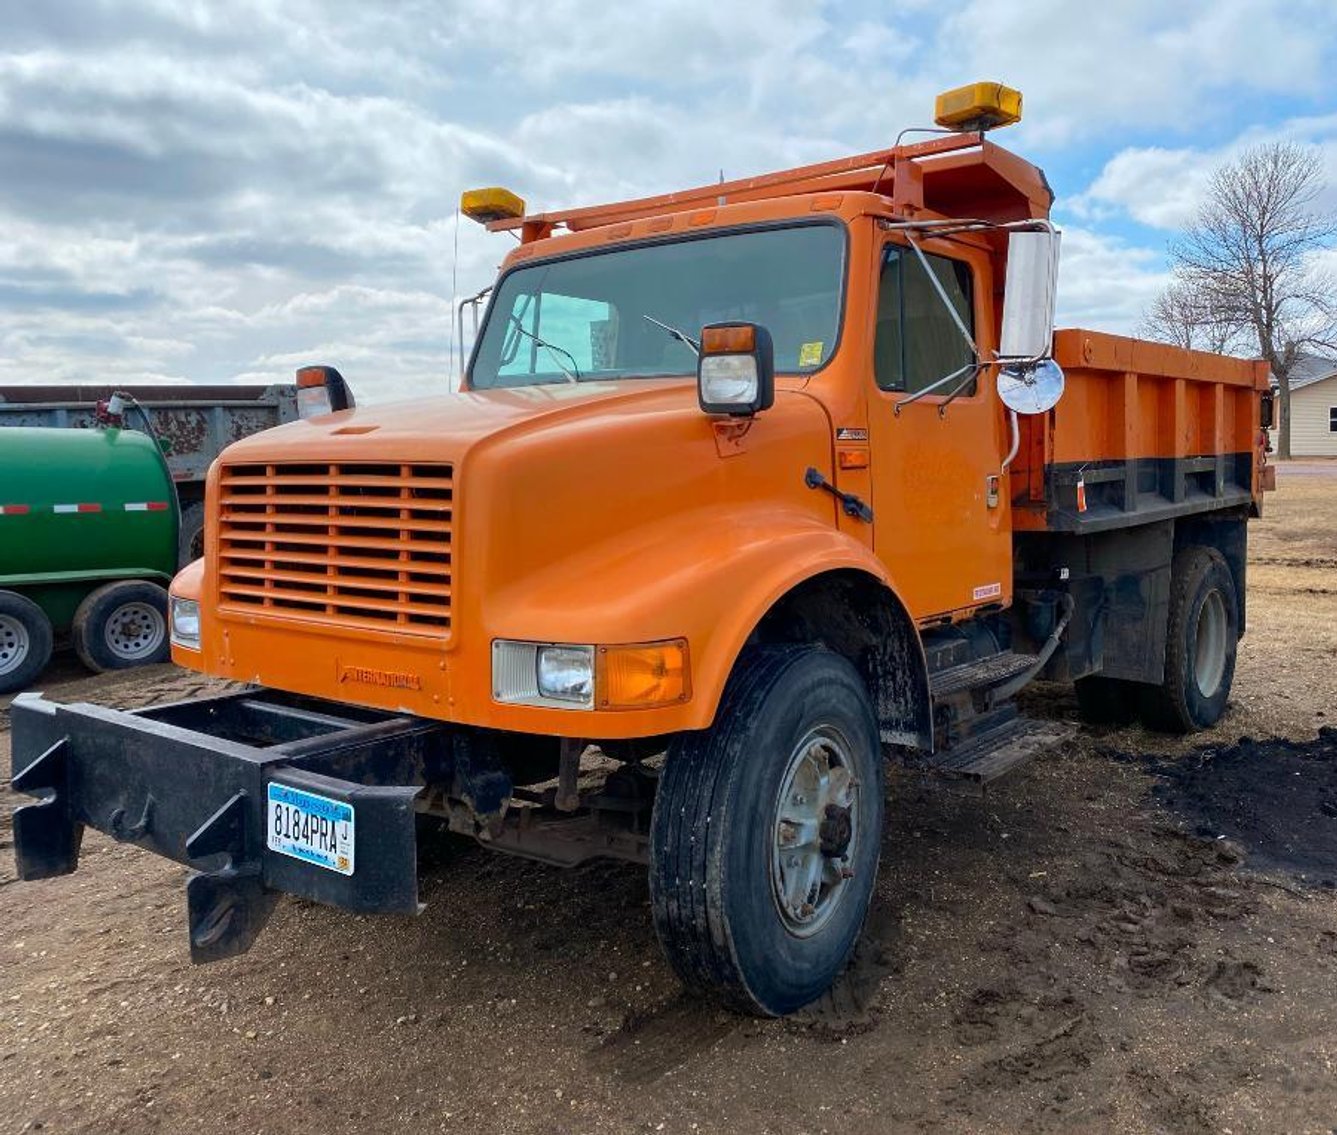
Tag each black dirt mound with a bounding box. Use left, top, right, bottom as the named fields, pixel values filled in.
left=1145, top=727, right=1337, bottom=888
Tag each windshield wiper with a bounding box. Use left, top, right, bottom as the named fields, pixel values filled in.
left=510, top=321, right=581, bottom=382
left=642, top=314, right=700, bottom=356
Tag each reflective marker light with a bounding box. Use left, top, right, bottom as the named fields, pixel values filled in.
left=170, top=596, right=201, bottom=649
left=537, top=645, right=595, bottom=705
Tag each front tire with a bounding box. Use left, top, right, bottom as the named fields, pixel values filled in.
left=1141, top=547, right=1238, bottom=733
left=649, top=646, right=884, bottom=1016
left=72, top=580, right=170, bottom=673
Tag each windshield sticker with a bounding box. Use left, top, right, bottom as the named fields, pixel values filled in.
left=798, top=341, right=825, bottom=367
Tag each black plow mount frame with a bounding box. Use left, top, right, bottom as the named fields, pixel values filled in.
left=9, top=689, right=445, bottom=963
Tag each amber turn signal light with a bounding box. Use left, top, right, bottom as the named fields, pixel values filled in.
left=596, top=639, right=690, bottom=709
left=701, top=325, right=756, bottom=355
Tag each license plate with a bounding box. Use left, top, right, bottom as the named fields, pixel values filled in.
left=267, top=783, right=355, bottom=875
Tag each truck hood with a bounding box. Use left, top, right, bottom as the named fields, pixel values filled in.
left=219, top=379, right=701, bottom=464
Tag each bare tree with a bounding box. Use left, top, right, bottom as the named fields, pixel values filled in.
left=1142, top=142, right=1336, bottom=458
left=1139, top=279, right=1244, bottom=355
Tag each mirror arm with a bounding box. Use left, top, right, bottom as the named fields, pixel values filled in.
left=935, top=362, right=989, bottom=417
left=1000, top=409, right=1021, bottom=471
left=904, top=236, right=978, bottom=359
left=893, top=360, right=985, bottom=416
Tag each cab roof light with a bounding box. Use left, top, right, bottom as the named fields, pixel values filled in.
left=461, top=187, right=527, bottom=225
left=933, top=82, right=1023, bottom=133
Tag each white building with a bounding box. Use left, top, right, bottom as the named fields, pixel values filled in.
left=1286, top=355, right=1337, bottom=457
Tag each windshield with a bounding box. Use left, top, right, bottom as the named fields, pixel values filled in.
left=469, top=223, right=845, bottom=389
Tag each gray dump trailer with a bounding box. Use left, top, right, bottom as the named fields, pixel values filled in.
left=0, top=384, right=301, bottom=566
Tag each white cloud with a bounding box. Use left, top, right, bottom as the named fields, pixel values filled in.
left=1075, top=113, right=1337, bottom=231
left=2, top=1, right=1335, bottom=399
left=1055, top=226, right=1170, bottom=335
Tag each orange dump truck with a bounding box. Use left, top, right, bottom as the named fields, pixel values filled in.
left=10, top=85, right=1273, bottom=1015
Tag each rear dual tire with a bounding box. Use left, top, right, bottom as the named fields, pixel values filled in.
left=1075, top=546, right=1237, bottom=734
left=1140, top=547, right=1237, bottom=733
left=650, top=646, right=883, bottom=1016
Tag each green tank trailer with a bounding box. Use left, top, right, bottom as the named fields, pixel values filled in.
left=0, top=424, right=178, bottom=693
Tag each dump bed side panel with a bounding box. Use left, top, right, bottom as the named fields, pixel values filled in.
left=1011, top=330, right=1270, bottom=534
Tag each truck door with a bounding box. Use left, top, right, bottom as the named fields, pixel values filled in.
left=865, top=236, right=1013, bottom=621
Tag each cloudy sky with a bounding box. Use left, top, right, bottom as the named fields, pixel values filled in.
left=3, top=0, right=1336, bottom=402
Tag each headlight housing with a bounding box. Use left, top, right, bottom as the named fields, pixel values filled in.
left=170, top=596, right=201, bottom=649
left=492, top=639, right=689, bottom=711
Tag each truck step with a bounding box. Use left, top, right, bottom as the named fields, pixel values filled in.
left=929, top=650, right=1038, bottom=698
left=919, top=717, right=1076, bottom=786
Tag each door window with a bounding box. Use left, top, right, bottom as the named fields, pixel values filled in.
left=874, top=247, right=976, bottom=396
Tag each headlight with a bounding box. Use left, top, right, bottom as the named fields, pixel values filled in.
left=170, top=597, right=201, bottom=648
left=698, top=353, right=759, bottom=407
left=537, top=645, right=594, bottom=704
left=493, top=640, right=594, bottom=710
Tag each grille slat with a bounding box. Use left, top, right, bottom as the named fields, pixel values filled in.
left=218, top=461, right=453, bottom=637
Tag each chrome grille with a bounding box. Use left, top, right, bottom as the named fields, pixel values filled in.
left=218, top=461, right=453, bottom=637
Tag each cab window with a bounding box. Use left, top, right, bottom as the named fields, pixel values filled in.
left=874, top=246, right=976, bottom=395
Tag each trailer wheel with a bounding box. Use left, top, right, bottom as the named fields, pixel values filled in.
left=0, top=590, right=54, bottom=695
left=72, top=581, right=170, bottom=673
left=1141, top=547, right=1237, bottom=733
left=649, top=646, right=883, bottom=1016
left=1074, top=675, right=1141, bottom=725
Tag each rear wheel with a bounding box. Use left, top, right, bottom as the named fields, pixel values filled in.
left=1141, top=547, right=1238, bottom=733
left=649, top=646, right=884, bottom=1016
left=72, top=580, right=170, bottom=673
left=0, top=590, right=54, bottom=695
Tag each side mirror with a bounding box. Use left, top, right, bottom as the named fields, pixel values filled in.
left=998, top=230, right=1065, bottom=415
left=697, top=322, right=775, bottom=417
left=999, top=230, right=1061, bottom=362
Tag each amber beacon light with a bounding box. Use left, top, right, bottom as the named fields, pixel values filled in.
left=933, top=82, right=1023, bottom=132
left=461, top=187, right=527, bottom=224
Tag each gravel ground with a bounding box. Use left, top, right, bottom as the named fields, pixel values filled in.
left=1, top=464, right=1334, bottom=1135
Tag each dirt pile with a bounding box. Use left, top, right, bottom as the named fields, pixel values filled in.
left=1146, top=728, right=1337, bottom=887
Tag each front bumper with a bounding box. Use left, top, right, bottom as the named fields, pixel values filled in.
left=9, top=690, right=442, bottom=962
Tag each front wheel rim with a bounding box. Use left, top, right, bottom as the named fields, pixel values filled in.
left=0, top=613, right=31, bottom=677
left=770, top=724, right=861, bottom=938
left=1194, top=589, right=1228, bottom=697
left=103, top=602, right=165, bottom=661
